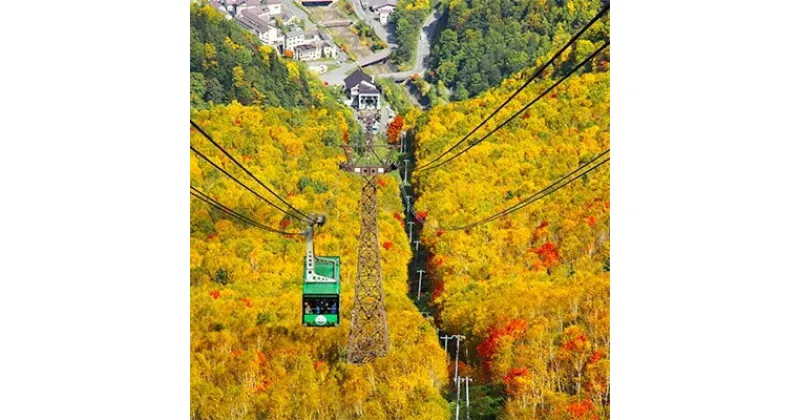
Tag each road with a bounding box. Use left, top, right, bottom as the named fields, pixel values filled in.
left=350, top=0, right=395, bottom=46
left=315, top=3, right=440, bottom=89
left=318, top=48, right=394, bottom=85
left=378, top=9, right=439, bottom=81
left=283, top=0, right=319, bottom=32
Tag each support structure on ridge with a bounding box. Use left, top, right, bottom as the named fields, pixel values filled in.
left=346, top=177, right=390, bottom=363
left=340, top=140, right=398, bottom=364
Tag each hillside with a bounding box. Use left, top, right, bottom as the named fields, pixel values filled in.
left=190, top=3, right=338, bottom=110
left=411, top=70, right=610, bottom=418
left=428, top=0, right=609, bottom=100
left=189, top=1, right=610, bottom=418
left=190, top=103, right=449, bottom=419
left=391, top=0, right=433, bottom=66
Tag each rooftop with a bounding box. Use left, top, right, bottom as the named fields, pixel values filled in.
left=370, top=0, right=397, bottom=9
left=249, top=5, right=271, bottom=16
left=237, top=10, right=273, bottom=33
left=344, top=69, right=373, bottom=91
left=296, top=44, right=318, bottom=52
left=357, top=81, right=380, bottom=94
left=286, top=28, right=304, bottom=38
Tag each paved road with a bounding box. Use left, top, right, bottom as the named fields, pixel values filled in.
left=378, top=9, right=439, bottom=81
left=350, top=0, right=395, bottom=46
left=315, top=4, right=441, bottom=89
left=318, top=47, right=394, bottom=85
left=283, top=0, right=319, bottom=32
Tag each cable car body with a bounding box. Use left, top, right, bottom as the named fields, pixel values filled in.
left=302, top=223, right=340, bottom=327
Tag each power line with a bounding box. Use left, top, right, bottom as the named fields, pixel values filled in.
left=487, top=149, right=609, bottom=217
left=190, top=186, right=301, bottom=235
left=417, top=5, right=609, bottom=170
left=441, top=150, right=610, bottom=231
left=190, top=145, right=308, bottom=222
left=420, top=41, right=610, bottom=172
left=444, top=154, right=609, bottom=231
left=190, top=120, right=312, bottom=222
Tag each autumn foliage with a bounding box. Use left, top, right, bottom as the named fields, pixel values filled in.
left=190, top=104, right=449, bottom=419
left=414, top=70, right=610, bottom=418
left=476, top=319, right=527, bottom=370
left=386, top=115, right=404, bottom=144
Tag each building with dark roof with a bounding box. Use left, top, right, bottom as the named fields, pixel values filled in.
left=344, top=70, right=381, bottom=110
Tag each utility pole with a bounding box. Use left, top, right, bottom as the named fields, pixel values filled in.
left=454, top=335, right=465, bottom=382
left=455, top=375, right=462, bottom=420
left=459, top=377, right=472, bottom=420
left=404, top=195, right=411, bottom=216
left=416, top=269, right=425, bottom=301
left=440, top=334, right=452, bottom=351
left=407, top=220, right=414, bottom=243
left=414, top=239, right=421, bottom=251
left=403, top=159, right=410, bottom=184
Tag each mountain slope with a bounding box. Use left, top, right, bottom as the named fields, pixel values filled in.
left=412, top=70, right=610, bottom=419
left=429, top=0, right=609, bottom=100
left=190, top=3, right=336, bottom=110
left=190, top=103, right=450, bottom=419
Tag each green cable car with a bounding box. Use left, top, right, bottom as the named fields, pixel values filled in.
left=302, top=216, right=340, bottom=327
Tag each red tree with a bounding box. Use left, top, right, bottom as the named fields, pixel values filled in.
left=502, top=367, right=530, bottom=396
left=387, top=115, right=404, bottom=144
left=477, top=319, right=528, bottom=371
left=531, top=242, right=560, bottom=270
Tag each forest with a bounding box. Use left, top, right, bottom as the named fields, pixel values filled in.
left=190, top=4, right=338, bottom=109
left=428, top=0, right=608, bottom=99
left=390, top=0, right=432, bottom=66
left=190, top=104, right=451, bottom=419
left=411, top=70, right=610, bottom=419
left=190, top=1, right=609, bottom=418
left=189, top=5, right=450, bottom=419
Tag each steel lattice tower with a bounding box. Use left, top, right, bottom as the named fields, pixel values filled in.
left=339, top=136, right=398, bottom=364
left=346, top=177, right=390, bottom=363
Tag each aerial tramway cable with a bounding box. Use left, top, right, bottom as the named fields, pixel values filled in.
left=420, top=41, right=610, bottom=172
left=417, top=5, right=610, bottom=171
left=190, top=145, right=310, bottom=223
left=191, top=120, right=313, bottom=223
left=441, top=150, right=610, bottom=231
left=190, top=186, right=302, bottom=235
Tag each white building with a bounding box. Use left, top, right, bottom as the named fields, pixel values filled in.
left=237, top=10, right=284, bottom=45
left=235, top=0, right=262, bottom=15
left=344, top=69, right=381, bottom=110
left=370, top=0, right=396, bottom=25
left=264, top=0, right=282, bottom=16
left=322, top=41, right=338, bottom=58
left=295, top=44, right=321, bottom=61
left=284, top=29, right=307, bottom=52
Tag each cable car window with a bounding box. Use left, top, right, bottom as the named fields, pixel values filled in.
left=303, top=297, right=339, bottom=315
